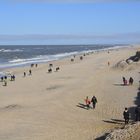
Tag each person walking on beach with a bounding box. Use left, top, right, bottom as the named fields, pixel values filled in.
left=129, top=77, right=134, bottom=85
left=24, top=72, right=26, bottom=77
left=1, top=77, right=4, bottom=82
left=124, top=79, right=127, bottom=85
left=123, top=108, right=129, bottom=124
left=91, top=96, right=97, bottom=109
left=85, top=96, right=91, bottom=110
left=122, top=77, right=126, bottom=85
left=12, top=75, right=15, bottom=81
left=122, top=77, right=127, bottom=85
left=29, top=69, right=32, bottom=75
left=135, top=105, right=140, bottom=121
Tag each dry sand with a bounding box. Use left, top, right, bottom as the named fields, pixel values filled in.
left=0, top=45, right=140, bottom=140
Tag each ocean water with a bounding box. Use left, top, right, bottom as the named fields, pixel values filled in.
left=0, top=45, right=127, bottom=69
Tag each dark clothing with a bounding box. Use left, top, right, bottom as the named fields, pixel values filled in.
left=135, top=106, right=140, bottom=121
left=1, top=77, right=4, bottom=81
left=123, top=110, right=129, bottom=124
left=13, top=75, right=15, bottom=81
left=29, top=70, right=32, bottom=75
left=129, top=77, right=134, bottom=85
left=123, top=77, right=125, bottom=84
left=91, top=96, right=97, bottom=109
left=24, top=72, right=26, bottom=77
left=4, top=76, right=7, bottom=80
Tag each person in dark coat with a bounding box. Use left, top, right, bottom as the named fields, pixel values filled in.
left=123, top=108, right=129, bottom=124
left=12, top=75, right=15, bottom=81
left=135, top=105, right=140, bottom=121
left=1, top=77, right=4, bottom=82
left=129, top=77, right=134, bottom=85
left=29, top=70, right=32, bottom=75
left=24, top=72, right=26, bottom=77
left=91, top=96, right=97, bottom=109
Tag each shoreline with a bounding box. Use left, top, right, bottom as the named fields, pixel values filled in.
left=0, top=44, right=132, bottom=71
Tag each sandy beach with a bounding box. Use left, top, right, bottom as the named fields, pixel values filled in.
left=0, top=45, right=140, bottom=140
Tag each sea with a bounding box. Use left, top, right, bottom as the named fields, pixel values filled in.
left=0, top=44, right=129, bottom=70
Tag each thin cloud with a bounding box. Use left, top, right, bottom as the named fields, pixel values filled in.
left=4, top=0, right=140, bottom=3
left=0, top=32, right=140, bottom=41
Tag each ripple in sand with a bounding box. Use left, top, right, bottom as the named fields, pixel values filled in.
left=3, top=104, right=22, bottom=110
left=58, top=76, right=73, bottom=79
left=46, top=85, right=63, bottom=91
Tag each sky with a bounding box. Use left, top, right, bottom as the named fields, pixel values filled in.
left=0, top=0, right=140, bottom=45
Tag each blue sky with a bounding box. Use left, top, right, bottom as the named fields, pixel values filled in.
left=0, top=0, right=140, bottom=45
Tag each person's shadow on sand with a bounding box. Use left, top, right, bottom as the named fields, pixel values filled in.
left=103, top=118, right=124, bottom=125
left=95, top=133, right=110, bottom=140
left=76, top=103, right=89, bottom=110
left=113, top=83, right=128, bottom=86
left=128, top=88, right=140, bottom=121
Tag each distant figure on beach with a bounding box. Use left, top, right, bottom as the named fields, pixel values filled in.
left=29, top=70, right=32, bottom=75
left=122, top=77, right=127, bottom=85
left=122, top=77, right=125, bottom=85
left=48, top=68, right=52, bottom=73
left=124, top=79, right=127, bottom=86
left=12, top=75, right=15, bottom=81
left=11, top=75, right=15, bottom=81
left=85, top=96, right=91, bottom=110
left=71, top=58, right=74, bottom=62
left=129, top=77, right=134, bottom=85
left=1, top=77, right=4, bottom=82
left=123, top=108, right=129, bottom=124
left=91, top=96, right=97, bottom=109
left=56, top=67, right=60, bottom=72
left=24, top=72, right=26, bottom=77
left=80, top=56, right=83, bottom=60
left=4, top=76, right=7, bottom=80
left=135, top=105, right=140, bottom=121
left=49, top=64, right=53, bottom=67
left=31, top=64, right=34, bottom=68
left=35, top=64, right=38, bottom=67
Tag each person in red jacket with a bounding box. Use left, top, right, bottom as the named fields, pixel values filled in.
left=85, top=96, right=91, bottom=110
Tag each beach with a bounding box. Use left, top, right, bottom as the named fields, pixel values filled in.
left=0, top=45, right=140, bottom=140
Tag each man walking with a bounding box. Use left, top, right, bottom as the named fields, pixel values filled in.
left=123, top=108, right=129, bottom=124
left=91, top=96, right=97, bottom=109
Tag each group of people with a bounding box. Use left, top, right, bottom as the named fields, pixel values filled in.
left=0, top=74, right=16, bottom=86
left=85, top=96, right=97, bottom=110
left=31, top=63, right=38, bottom=68
left=48, top=63, right=60, bottom=73
left=122, top=77, right=134, bottom=86
left=123, top=105, right=140, bottom=124
left=23, top=69, right=32, bottom=77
